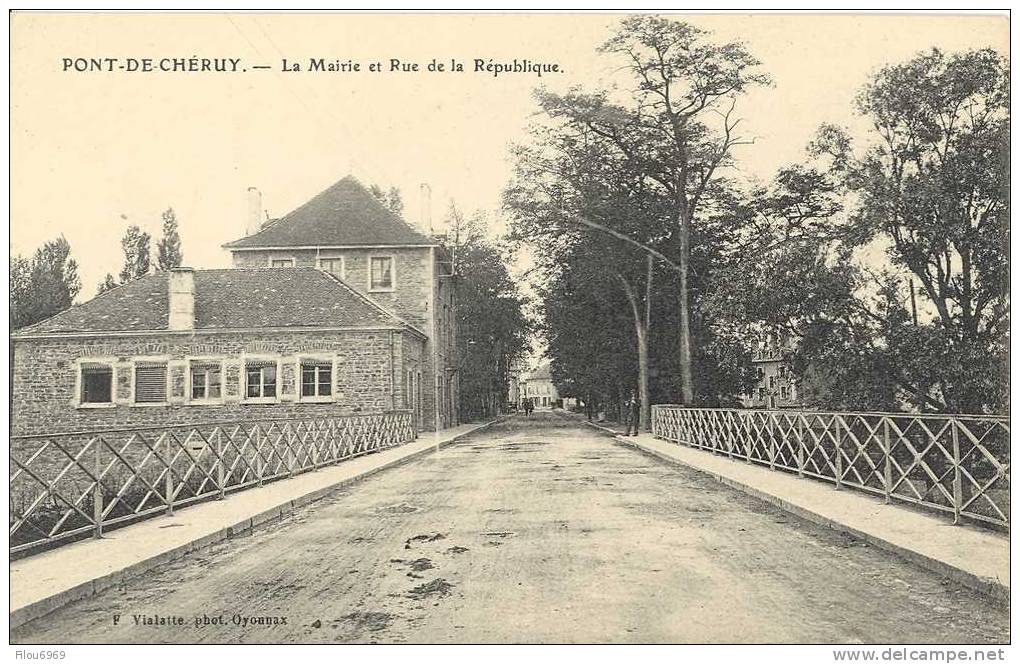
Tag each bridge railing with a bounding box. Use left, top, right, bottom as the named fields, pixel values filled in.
left=651, top=406, right=1010, bottom=530
left=9, top=411, right=417, bottom=556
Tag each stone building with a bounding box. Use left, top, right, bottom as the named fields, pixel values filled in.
left=522, top=361, right=559, bottom=409
left=742, top=335, right=799, bottom=410
left=10, top=268, right=427, bottom=435
left=223, top=176, right=459, bottom=430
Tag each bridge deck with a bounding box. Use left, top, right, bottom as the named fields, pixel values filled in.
left=12, top=414, right=1009, bottom=644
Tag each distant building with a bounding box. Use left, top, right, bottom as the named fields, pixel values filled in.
left=223, top=175, right=459, bottom=429
left=522, top=361, right=559, bottom=408
left=742, top=334, right=799, bottom=410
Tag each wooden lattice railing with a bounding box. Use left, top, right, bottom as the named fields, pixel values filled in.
left=10, top=411, right=417, bottom=556
left=651, top=406, right=1010, bottom=530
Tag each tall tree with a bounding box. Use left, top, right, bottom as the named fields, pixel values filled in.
left=156, top=207, right=183, bottom=271
left=532, top=17, right=768, bottom=405
left=716, top=48, right=1009, bottom=414
left=11, top=236, right=81, bottom=329
left=443, top=207, right=530, bottom=420
left=118, top=225, right=151, bottom=284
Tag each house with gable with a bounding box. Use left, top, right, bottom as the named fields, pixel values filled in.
left=10, top=175, right=460, bottom=435
left=10, top=267, right=428, bottom=434
left=223, top=175, right=460, bottom=430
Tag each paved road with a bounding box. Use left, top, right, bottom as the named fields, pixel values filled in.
left=12, top=413, right=1008, bottom=644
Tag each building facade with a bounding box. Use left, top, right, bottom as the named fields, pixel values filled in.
left=11, top=268, right=426, bottom=435
left=223, top=176, right=459, bottom=429
left=742, top=336, right=799, bottom=410
left=522, top=362, right=559, bottom=408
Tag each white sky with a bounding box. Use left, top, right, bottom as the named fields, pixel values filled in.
left=10, top=12, right=1008, bottom=298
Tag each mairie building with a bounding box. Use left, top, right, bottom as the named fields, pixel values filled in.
left=11, top=176, right=460, bottom=435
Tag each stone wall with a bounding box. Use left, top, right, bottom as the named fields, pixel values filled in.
left=230, top=245, right=460, bottom=429
left=231, top=247, right=431, bottom=330
left=11, top=329, right=416, bottom=436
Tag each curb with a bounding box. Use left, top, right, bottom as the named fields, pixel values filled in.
left=10, top=419, right=499, bottom=629
left=579, top=418, right=1009, bottom=605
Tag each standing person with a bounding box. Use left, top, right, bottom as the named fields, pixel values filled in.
left=624, top=390, right=641, bottom=436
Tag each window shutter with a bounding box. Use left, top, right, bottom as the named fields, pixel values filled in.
left=135, top=363, right=167, bottom=403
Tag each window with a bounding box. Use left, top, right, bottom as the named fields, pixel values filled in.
left=245, top=360, right=277, bottom=400
left=369, top=256, right=394, bottom=291
left=134, top=362, right=168, bottom=403
left=755, top=367, right=765, bottom=381
left=191, top=362, right=222, bottom=401
left=80, top=363, right=113, bottom=404
left=757, top=387, right=766, bottom=401
left=318, top=257, right=344, bottom=278
left=781, top=386, right=790, bottom=400
left=301, top=360, right=332, bottom=399
left=270, top=258, right=294, bottom=268
left=769, top=376, right=776, bottom=389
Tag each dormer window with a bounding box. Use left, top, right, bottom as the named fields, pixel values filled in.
left=369, top=256, right=395, bottom=292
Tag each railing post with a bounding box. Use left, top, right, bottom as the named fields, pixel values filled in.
left=834, top=416, right=843, bottom=491
left=93, top=437, right=104, bottom=539
left=743, top=412, right=751, bottom=463
left=768, top=412, right=776, bottom=470
left=883, top=417, right=892, bottom=504
left=796, top=415, right=805, bottom=478
left=951, top=419, right=962, bottom=525
left=726, top=413, right=734, bottom=460
left=165, top=434, right=175, bottom=516
left=217, top=429, right=226, bottom=500
left=287, top=425, right=295, bottom=478
left=257, top=426, right=264, bottom=487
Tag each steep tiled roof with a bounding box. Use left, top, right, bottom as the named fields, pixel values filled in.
left=224, top=176, right=434, bottom=249
left=14, top=268, right=419, bottom=336
left=527, top=362, right=553, bottom=381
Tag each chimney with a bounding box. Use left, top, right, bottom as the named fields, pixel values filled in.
left=246, top=186, right=262, bottom=237
left=168, top=267, right=195, bottom=331
left=419, top=183, right=432, bottom=235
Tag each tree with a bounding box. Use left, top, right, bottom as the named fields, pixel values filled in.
left=715, top=48, right=1008, bottom=414
left=370, top=183, right=405, bottom=218
left=386, top=187, right=404, bottom=218
left=442, top=206, right=530, bottom=420
left=11, top=236, right=81, bottom=329
left=156, top=207, right=183, bottom=271
left=531, top=17, right=769, bottom=405
left=118, top=225, right=151, bottom=284
left=97, top=273, right=118, bottom=295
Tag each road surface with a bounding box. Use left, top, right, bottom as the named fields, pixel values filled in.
left=11, top=412, right=1009, bottom=644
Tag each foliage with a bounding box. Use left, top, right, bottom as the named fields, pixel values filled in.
left=505, top=16, right=767, bottom=416
left=10, top=236, right=81, bottom=329
left=370, top=183, right=405, bottom=218
left=118, top=225, right=151, bottom=284
left=156, top=207, right=184, bottom=271
left=714, top=48, right=1009, bottom=414
left=442, top=206, right=530, bottom=420
left=96, top=273, right=118, bottom=295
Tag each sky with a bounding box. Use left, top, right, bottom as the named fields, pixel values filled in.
left=9, top=12, right=1009, bottom=299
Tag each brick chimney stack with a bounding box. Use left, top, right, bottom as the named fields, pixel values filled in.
left=168, top=267, right=195, bottom=331
left=246, top=186, right=263, bottom=237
